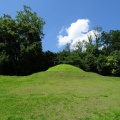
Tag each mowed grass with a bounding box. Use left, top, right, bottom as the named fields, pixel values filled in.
left=47, top=64, right=84, bottom=72
left=0, top=64, right=120, bottom=120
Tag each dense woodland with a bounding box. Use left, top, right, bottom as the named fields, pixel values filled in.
left=0, top=6, right=120, bottom=76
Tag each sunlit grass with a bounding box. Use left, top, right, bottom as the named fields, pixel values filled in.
left=47, top=64, right=84, bottom=72
left=0, top=64, right=120, bottom=119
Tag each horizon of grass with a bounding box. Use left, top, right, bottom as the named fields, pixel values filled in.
left=0, top=64, right=120, bottom=120
left=47, top=64, right=84, bottom=72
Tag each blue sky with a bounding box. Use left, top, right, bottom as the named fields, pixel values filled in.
left=0, top=0, right=120, bottom=52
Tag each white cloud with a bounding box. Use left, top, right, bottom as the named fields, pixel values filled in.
left=57, top=19, right=97, bottom=49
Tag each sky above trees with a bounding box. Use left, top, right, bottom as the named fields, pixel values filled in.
left=0, top=0, right=120, bottom=52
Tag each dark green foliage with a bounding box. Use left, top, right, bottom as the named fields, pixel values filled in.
left=57, top=44, right=71, bottom=64
left=109, top=50, right=120, bottom=76
left=96, top=55, right=112, bottom=76
left=85, top=53, right=97, bottom=72
left=100, top=30, right=120, bottom=55
left=42, top=50, right=57, bottom=70
left=0, top=5, right=45, bottom=75
left=56, top=29, right=120, bottom=77
left=109, top=30, right=120, bottom=51
left=0, top=14, right=19, bottom=75
left=0, top=7, right=120, bottom=76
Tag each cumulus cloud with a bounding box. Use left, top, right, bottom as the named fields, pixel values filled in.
left=57, top=19, right=97, bottom=49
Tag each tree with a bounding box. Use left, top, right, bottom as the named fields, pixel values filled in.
left=42, top=51, right=57, bottom=70
left=16, top=5, right=45, bottom=75
left=109, top=30, right=120, bottom=51
left=100, top=31, right=113, bottom=55
left=72, top=41, right=83, bottom=52
left=96, top=55, right=108, bottom=75
left=109, top=50, right=120, bottom=76
left=84, top=53, right=97, bottom=72
left=93, top=26, right=102, bottom=49
left=57, top=43, right=71, bottom=64
left=0, top=5, right=45, bottom=75
left=0, top=14, right=19, bottom=75
left=100, top=30, right=120, bottom=55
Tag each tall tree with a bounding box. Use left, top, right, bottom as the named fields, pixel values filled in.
left=100, top=30, right=120, bottom=55
left=100, top=31, right=113, bottom=55
left=93, top=26, right=102, bottom=48
left=109, top=30, right=120, bottom=51
left=0, top=5, right=45, bottom=75
left=0, top=14, right=19, bottom=75
left=16, top=5, right=45, bottom=75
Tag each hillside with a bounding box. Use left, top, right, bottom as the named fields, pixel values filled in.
left=47, top=64, right=84, bottom=72
left=0, top=64, right=120, bottom=120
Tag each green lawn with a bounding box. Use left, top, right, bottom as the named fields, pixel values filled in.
left=0, top=64, right=120, bottom=120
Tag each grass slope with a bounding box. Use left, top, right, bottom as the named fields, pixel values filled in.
left=47, top=64, right=84, bottom=72
left=0, top=65, right=120, bottom=120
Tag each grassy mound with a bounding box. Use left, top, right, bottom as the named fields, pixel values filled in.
left=47, top=64, right=84, bottom=72
left=0, top=67, right=120, bottom=119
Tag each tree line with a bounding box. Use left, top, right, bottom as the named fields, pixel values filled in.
left=0, top=5, right=45, bottom=75
left=0, top=6, right=120, bottom=76
left=57, top=29, right=120, bottom=77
